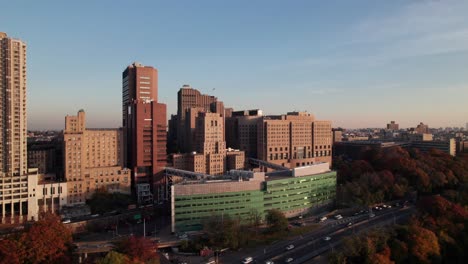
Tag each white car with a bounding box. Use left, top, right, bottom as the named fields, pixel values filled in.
left=242, top=257, right=253, bottom=264
left=285, top=258, right=294, bottom=263
left=285, top=244, right=295, bottom=250
left=347, top=222, right=353, bottom=227
left=323, top=236, right=331, bottom=241
left=265, top=261, right=274, bottom=264
left=62, top=219, right=71, bottom=224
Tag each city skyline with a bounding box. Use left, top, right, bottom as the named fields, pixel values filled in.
left=1, top=0, right=468, bottom=129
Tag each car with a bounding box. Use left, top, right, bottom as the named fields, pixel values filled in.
left=265, top=261, right=274, bottom=264
left=319, top=216, right=327, bottom=222
left=62, top=219, right=71, bottom=224
left=334, top=214, right=343, bottom=220
left=91, top=214, right=100, bottom=218
left=369, top=213, right=376, bottom=218
left=347, top=222, right=353, bottom=227
left=387, top=205, right=392, bottom=208
left=298, top=215, right=303, bottom=219
left=178, top=234, right=188, bottom=239
left=285, top=244, right=295, bottom=250
left=323, top=236, right=331, bottom=241
left=285, top=258, right=294, bottom=263
left=242, top=257, right=253, bottom=264
left=382, top=204, right=388, bottom=208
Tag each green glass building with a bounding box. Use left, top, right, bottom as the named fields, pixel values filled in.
left=171, top=163, right=336, bottom=232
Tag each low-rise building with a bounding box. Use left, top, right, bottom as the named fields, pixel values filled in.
left=171, top=163, right=336, bottom=232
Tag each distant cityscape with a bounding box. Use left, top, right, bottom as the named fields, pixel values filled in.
left=1, top=30, right=468, bottom=263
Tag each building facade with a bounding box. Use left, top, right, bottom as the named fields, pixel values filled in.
left=257, top=112, right=333, bottom=169
left=64, top=110, right=131, bottom=205
left=415, top=122, right=429, bottom=134
left=122, top=63, right=167, bottom=201
left=225, top=110, right=263, bottom=158
left=176, top=85, right=220, bottom=153
left=386, top=121, right=399, bottom=131
left=172, top=112, right=245, bottom=175
left=0, top=32, right=32, bottom=223
left=171, top=163, right=336, bottom=232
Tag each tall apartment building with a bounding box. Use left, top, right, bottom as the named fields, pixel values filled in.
left=257, top=112, right=332, bottom=169
left=64, top=110, right=130, bottom=205
left=386, top=121, right=399, bottom=130
left=0, top=32, right=31, bottom=223
left=122, top=63, right=167, bottom=200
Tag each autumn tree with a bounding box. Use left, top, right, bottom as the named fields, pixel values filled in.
left=0, top=212, right=72, bottom=264
left=114, top=236, right=158, bottom=263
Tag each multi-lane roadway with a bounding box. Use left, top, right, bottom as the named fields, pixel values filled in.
left=221, top=205, right=414, bottom=264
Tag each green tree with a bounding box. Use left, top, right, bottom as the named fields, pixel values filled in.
left=96, top=251, right=130, bottom=264
left=265, top=209, right=288, bottom=233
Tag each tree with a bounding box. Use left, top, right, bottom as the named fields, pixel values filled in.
left=96, top=251, right=130, bottom=264
left=265, top=209, right=288, bottom=233
left=0, top=213, right=73, bottom=264
left=0, top=238, right=23, bottom=264
left=408, top=225, right=440, bottom=264
left=115, top=236, right=158, bottom=263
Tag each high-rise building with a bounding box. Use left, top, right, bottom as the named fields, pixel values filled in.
left=176, top=85, right=218, bottom=152
left=122, top=63, right=167, bottom=200
left=63, top=110, right=131, bottom=205
left=0, top=32, right=32, bottom=223
left=257, top=112, right=333, bottom=169
left=386, top=121, right=399, bottom=130
left=172, top=112, right=244, bottom=175
left=225, top=109, right=263, bottom=158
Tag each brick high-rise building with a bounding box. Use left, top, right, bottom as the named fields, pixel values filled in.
left=172, top=112, right=244, bottom=175
left=257, top=112, right=332, bottom=169
left=225, top=110, right=263, bottom=158
left=176, top=85, right=218, bottom=152
left=122, top=63, right=167, bottom=200
left=64, top=110, right=131, bottom=205
left=0, top=32, right=32, bottom=223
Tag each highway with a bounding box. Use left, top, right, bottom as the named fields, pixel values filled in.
left=221, top=206, right=414, bottom=264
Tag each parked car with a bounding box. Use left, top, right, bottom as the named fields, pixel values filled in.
left=285, top=258, right=294, bottom=263
left=323, top=236, right=331, bottom=241
left=62, top=219, right=71, bottom=224
left=265, top=261, right=274, bottom=264
left=319, top=216, right=327, bottom=222
left=334, top=214, right=343, bottom=220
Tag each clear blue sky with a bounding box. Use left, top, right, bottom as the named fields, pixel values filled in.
left=2, top=0, right=468, bottom=129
